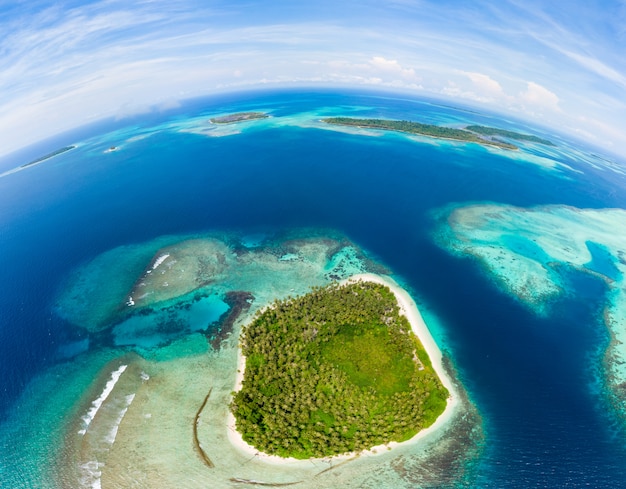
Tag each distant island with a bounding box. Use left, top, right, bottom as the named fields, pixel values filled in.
left=209, top=112, right=269, bottom=124
left=231, top=279, right=448, bottom=459
left=322, top=117, right=517, bottom=149
left=465, top=125, right=555, bottom=146
left=21, top=145, right=76, bottom=168
left=322, top=118, right=554, bottom=150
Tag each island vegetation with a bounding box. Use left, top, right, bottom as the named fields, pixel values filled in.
left=465, top=125, right=555, bottom=146
left=321, top=117, right=518, bottom=150
left=210, top=112, right=269, bottom=124
left=21, top=145, right=76, bottom=168
left=231, top=281, right=448, bottom=459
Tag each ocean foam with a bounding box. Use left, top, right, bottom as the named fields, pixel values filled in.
left=79, top=460, right=103, bottom=489
left=79, top=365, right=127, bottom=435
left=152, top=253, right=170, bottom=270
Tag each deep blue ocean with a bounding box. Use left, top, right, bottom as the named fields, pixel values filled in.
left=1, top=90, right=626, bottom=487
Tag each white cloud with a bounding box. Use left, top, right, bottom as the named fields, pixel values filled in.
left=520, top=81, right=560, bottom=111
left=573, top=115, right=626, bottom=149
left=560, top=50, right=626, bottom=89
left=442, top=71, right=510, bottom=104
left=462, top=71, right=504, bottom=96
left=369, top=56, right=419, bottom=80
left=439, top=76, right=563, bottom=120
left=112, top=97, right=182, bottom=119
left=317, top=56, right=423, bottom=91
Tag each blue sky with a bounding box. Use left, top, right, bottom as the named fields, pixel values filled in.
left=0, top=0, right=625, bottom=157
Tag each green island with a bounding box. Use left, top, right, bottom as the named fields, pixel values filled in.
left=21, top=145, right=76, bottom=168
left=231, top=281, right=448, bottom=459
left=321, top=117, right=518, bottom=150
left=465, top=125, right=555, bottom=146
left=209, top=111, right=269, bottom=124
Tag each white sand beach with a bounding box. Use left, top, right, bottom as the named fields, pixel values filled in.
left=227, top=273, right=459, bottom=465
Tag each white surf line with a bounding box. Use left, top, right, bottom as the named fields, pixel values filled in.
left=78, top=365, right=128, bottom=435
left=80, top=393, right=136, bottom=489
left=80, top=378, right=139, bottom=489
left=152, top=253, right=170, bottom=270
left=128, top=253, right=171, bottom=305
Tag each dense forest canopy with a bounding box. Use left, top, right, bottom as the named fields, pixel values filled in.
left=231, top=281, right=448, bottom=459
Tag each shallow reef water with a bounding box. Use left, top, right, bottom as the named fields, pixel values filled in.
left=45, top=231, right=480, bottom=488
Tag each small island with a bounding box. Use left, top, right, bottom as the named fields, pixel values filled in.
left=21, top=145, right=76, bottom=168
left=209, top=112, right=269, bottom=124
left=231, top=279, right=448, bottom=459
left=465, top=125, right=555, bottom=146
left=322, top=117, right=519, bottom=150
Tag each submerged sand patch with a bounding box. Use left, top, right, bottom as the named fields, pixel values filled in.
left=433, top=202, right=626, bottom=423
left=56, top=233, right=371, bottom=336
left=127, top=238, right=232, bottom=308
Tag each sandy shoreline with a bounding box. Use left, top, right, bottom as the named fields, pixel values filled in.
left=226, top=273, right=459, bottom=466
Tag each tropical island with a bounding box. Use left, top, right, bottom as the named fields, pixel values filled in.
left=231, top=279, right=449, bottom=459
left=209, top=111, right=269, bottom=124
left=21, top=145, right=76, bottom=168
left=321, top=118, right=554, bottom=150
